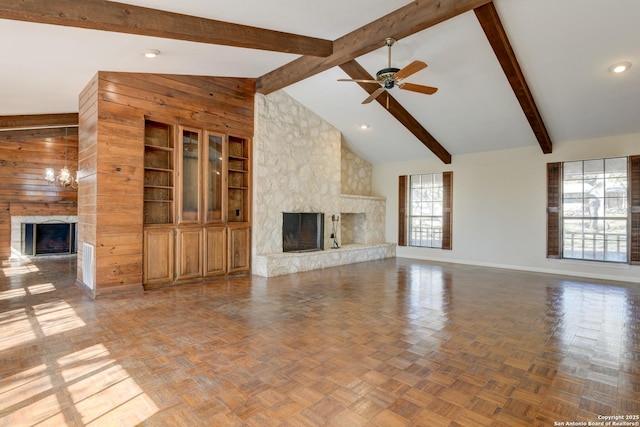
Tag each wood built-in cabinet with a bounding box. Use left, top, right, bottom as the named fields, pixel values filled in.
left=143, top=120, right=251, bottom=288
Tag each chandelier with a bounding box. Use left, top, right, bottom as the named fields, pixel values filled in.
left=45, top=134, right=78, bottom=189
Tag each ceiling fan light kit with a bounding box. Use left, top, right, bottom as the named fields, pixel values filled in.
left=338, top=37, right=438, bottom=104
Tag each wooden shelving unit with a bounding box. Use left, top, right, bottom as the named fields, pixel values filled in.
left=227, top=136, right=250, bottom=223
left=143, top=121, right=251, bottom=287
left=143, top=121, right=174, bottom=224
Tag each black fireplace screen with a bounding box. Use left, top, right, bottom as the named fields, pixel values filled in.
left=22, top=223, right=77, bottom=256
left=282, top=213, right=324, bottom=252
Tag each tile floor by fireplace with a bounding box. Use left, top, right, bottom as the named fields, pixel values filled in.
left=0, top=257, right=639, bottom=426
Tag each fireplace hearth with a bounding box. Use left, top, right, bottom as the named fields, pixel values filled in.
left=283, top=212, right=324, bottom=253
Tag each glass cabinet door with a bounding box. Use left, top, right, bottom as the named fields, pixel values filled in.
left=205, top=132, right=224, bottom=222
left=180, top=127, right=201, bottom=223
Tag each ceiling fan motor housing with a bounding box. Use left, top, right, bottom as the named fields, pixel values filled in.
left=377, top=67, right=400, bottom=89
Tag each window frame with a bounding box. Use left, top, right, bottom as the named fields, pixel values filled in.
left=547, top=156, right=640, bottom=264
left=399, top=171, right=452, bottom=250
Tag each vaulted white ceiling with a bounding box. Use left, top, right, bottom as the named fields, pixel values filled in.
left=1, top=0, right=638, bottom=164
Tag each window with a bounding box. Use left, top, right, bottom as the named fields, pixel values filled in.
left=548, top=156, right=640, bottom=264
left=409, top=173, right=444, bottom=247
left=563, top=158, right=627, bottom=262
left=398, top=172, right=452, bottom=249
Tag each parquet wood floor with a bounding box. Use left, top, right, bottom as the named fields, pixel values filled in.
left=1, top=257, right=639, bottom=426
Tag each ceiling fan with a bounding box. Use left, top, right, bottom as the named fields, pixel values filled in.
left=338, top=37, right=438, bottom=104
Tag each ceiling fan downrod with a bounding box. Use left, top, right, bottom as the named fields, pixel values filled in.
left=379, top=37, right=400, bottom=89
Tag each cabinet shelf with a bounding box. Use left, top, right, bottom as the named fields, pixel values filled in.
left=144, top=144, right=174, bottom=152
left=227, top=136, right=250, bottom=223
left=144, top=185, right=173, bottom=189
left=145, top=167, right=173, bottom=173
left=144, top=120, right=175, bottom=225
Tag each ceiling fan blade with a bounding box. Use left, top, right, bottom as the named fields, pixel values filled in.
left=399, top=82, right=438, bottom=95
left=337, top=78, right=380, bottom=84
left=394, top=60, right=427, bottom=80
left=362, top=87, right=386, bottom=104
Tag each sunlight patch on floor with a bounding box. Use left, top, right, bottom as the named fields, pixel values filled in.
left=0, top=308, right=37, bottom=347
left=0, top=287, right=26, bottom=300
left=28, top=282, right=56, bottom=295
left=33, top=301, right=86, bottom=336
left=0, top=345, right=159, bottom=426
left=0, top=364, right=58, bottom=424
left=1, top=264, right=40, bottom=277
left=62, top=345, right=159, bottom=426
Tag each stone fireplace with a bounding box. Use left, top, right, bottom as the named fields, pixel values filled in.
left=251, top=91, right=394, bottom=277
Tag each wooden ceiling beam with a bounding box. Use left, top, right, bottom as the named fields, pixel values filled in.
left=0, top=113, right=78, bottom=130
left=340, top=60, right=451, bottom=164
left=257, top=0, right=493, bottom=94
left=474, top=2, right=552, bottom=153
left=0, top=0, right=332, bottom=57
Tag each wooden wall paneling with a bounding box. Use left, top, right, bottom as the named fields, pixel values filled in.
left=0, top=127, right=78, bottom=143
left=0, top=113, right=78, bottom=129
left=94, top=259, right=144, bottom=296
left=77, top=73, right=99, bottom=288
left=160, top=74, right=256, bottom=113
left=100, top=73, right=254, bottom=135
left=100, top=91, right=248, bottom=136
left=0, top=137, right=78, bottom=203
left=96, top=231, right=144, bottom=258
left=94, top=97, right=144, bottom=124
left=0, top=134, right=78, bottom=259
left=93, top=101, right=145, bottom=295
left=0, top=203, right=10, bottom=259
left=79, top=71, right=255, bottom=295
left=9, top=203, right=76, bottom=217
left=110, top=73, right=255, bottom=111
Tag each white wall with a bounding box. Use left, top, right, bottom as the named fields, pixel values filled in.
left=373, top=133, right=640, bottom=283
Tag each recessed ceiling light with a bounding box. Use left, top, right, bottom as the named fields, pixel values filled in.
left=144, top=49, right=160, bottom=58
left=360, top=124, right=370, bottom=130
left=608, top=61, right=631, bottom=73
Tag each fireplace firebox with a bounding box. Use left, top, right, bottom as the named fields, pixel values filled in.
left=282, top=212, right=324, bottom=253
left=22, top=222, right=77, bottom=256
